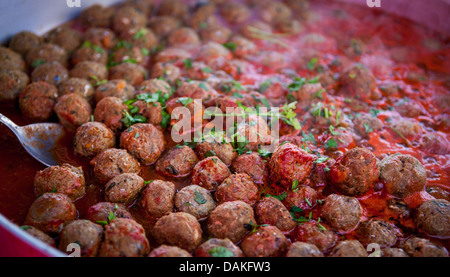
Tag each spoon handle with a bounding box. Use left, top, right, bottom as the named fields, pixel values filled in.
left=0, top=113, right=22, bottom=137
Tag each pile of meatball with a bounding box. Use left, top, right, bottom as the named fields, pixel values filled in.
left=0, top=0, right=449, bottom=257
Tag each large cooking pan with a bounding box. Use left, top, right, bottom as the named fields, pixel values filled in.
left=0, top=0, right=448, bottom=257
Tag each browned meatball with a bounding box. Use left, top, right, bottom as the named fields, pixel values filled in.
left=19, top=81, right=58, bottom=122
left=402, top=237, right=448, bottom=257
left=286, top=242, right=323, bottom=257
left=258, top=1, right=292, bottom=24
left=31, top=61, right=68, bottom=86
left=148, top=245, right=192, bottom=257
left=26, top=43, right=68, bottom=68
left=0, top=46, right=26, bottom=71
left=121, top=28, right=158, bottom=50
left=109, top=63, right=146, bottom=86
left=379, top=153, right=426, bottom=198
left=71, top=43, right=108, bottom=65
left=112, top=5, right=147, bottom=37
left=21, top=225, right=56, bottom=247
left=338, top=65, right=375, bottom=98
left=94, top=96, right=127, bottom=133
left=284, top=185, right=318, bottom=211
left=231, top=152, right=269, bottom=185
left=99, top=218, right=150, bottom=257
left=130, top=100, right=163, bottom=126
left=90, top=148, right=141, bottom=184
left=58, top=78, right=95, bottom=100
left=254, top=196, right=296, bottom=232
left=415, top=199, right=450, bottom=238
left=328, top=240, right=367, bottom=257
left=74, top=122, right=116, bottom=158
left=70, top=61, right=108, bottom=86
left=79, top=4, right=114, bottom=28
left=58, top=220, right=103, bottom=257
left=148, top=16, right=181, bottom=39
left=83, top=28, right=118, bottom=50
left=54, top=93, right=92, bottom=131
left=195, top=141, right=237, bottom=166
left=195, top=238, right=244, bottom=257
left=34, top=163, right=85, bottom=200
left=152, top=212, right=203, bottom=252
left=85, top=202, right=133, bottom=224
left=240, top=225, right=289, bottom=257
left=104, top=173, right=145, bottom=205
left=191, top=156, right=231, bottom=191
left=0, top=68, right=30, bottom=101
left=293, top=221, right=338, bottom=252
left=9, top=31, right=42, bottom=56
left=45, top=26, right=82, bottom=53
left=150, top=62, right=181, bottom=84
left=268, top=142, right=314, bottom=188
left=215, top=173, right=260, bottom=206
left=381, top=248, right=409, bottom=257
left=24, top=193, right=77, bottom=234
left=420, top=133, right=450, bottom=155
left=109, top=45, right=146, bottom=66
left=220, top=2, right=251, bottom=25
left=389, top=118, right=422, bottom=140
left=200, top=25, right=232, bottom=44
left=356, top=219, right=398, bottom=247
left=207, top=200, right=256, bottom=243
left=140, top=180, right=176, bottom=218
left=157, top=0, right=188, bottom=18
left=120, top=123, right=165, bottom=165
left=167, top=27, right=201, bottom=47
left=137, top=79, right=172, bottom=95
left=321, top=194, right=362, bottom=232
left=174, top=185, right=216, bottom=220
left=328, top=147, right=379, bottom=196
left=353, top=113, right=383, bottom=137
left=155, top=146, right=199, bottom=178
left=112, top=82, right=149, bottom=105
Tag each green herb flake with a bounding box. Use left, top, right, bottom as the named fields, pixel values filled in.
left=209, top=246, right=235, bottom=257
left=194, top=191, right=207, bottom=205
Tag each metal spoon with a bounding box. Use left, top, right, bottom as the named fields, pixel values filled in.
left=0, top=113, right=65, bottom=167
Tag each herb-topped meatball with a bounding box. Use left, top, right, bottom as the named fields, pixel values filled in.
left=90, top=148, right=141, bottom=184
left=195, top=140, right=237, bottom=166
left=85, top=202, right=133, bottom=224
left=26, top=43, right=68, bottom=68
left=94, top=96, right=128, bottom=133
left=174, top=185, right=216, bottom=220
left=155, top=146, right=199, bottom=178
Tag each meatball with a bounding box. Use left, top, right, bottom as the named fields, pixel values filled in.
left=90, top=148, right=141, bottom=184
left=338, top=65, right=376, bottom=98
left=294, top=221, right=338, bottom=252
left=381, top=247, right=409, bottom=257
left=130, top=100, right=163, bottom=126
left=402, top=237, right=448, bottom=257
left=44, top=26, right=82, bottom=53
left=85, top=202, right=133, bottom=224
left=174, top=185, right=216, bottom=220
left=58, top=220, right=103, bottom=257
left=0, top=68, right=30, bottom=101
left=137, top=79, right=172, bottom=95
left=24, top=193, right=77, bottom=234
left=148, top=245, right=192, bottom=257
left=254, top=196, right=296, bottom=232
left=71, top=43, right=108, bottom=65
left=120, top=123, right=165, bottom=165
left=0, top=47, right=26, bottom=71
left=200, top=25, right=232, bottom=44
left=26, top=43, right=68, bottom=68
left=286, top=242, right=323, bottom=257
left=167, top=27, right=200, bottom=47
left=19, top=81, right=58, bottom=122
left=21, top=225, right=56, bottom=247
left=389, top=118, right=422, bottom=139
left=148, top=16, right=181, bottom=38
left=58, top=78, right=95, bottom=100
left=220, top=2, right=250, bottom=25
left=194, top=238, right=244, bottom=257
left=109, top=63, right=146, bottom=86
left=415, top=199, right=450, bottom=238
left=109, top=45, right=146, bottom=66
left=284, top=185, right=318, bottom=211
left=240, top=225, right=289, bottom=257
left=94, top=96, right=127, bottom=133
left=31, top=61, right=68, bottom=86
left=328, top=240, right=367, bottom=257
left=207, top=200, right=256, bottom=243
left=150, top=62, right=181, bottom=84
left=155, top=146, right=199, bottom=178
left=54, top=93, right=92, bottom=131
left=356, top=219, right=398, bottom=247
left=8, top=31, right=42, bottom=56
left=231, top=152, right=269, bottom=185
left=175, top=80, right=218, bottom=103
left=74, top=122, right=115, bottom=158
left=321, top=194, right=362, bottom=232
left=70, top=61, right=108, bottom=86
left=379, top=153, right=427, bottom=198
left=196, top=41, right=232, bottom=64
left=228, top=36, right=257, bottom=59
left=83, top=27, right=118, bottom=50
left=99, top=218, right=150, bottom=257
left=122, top=28, right=158, bottom=49
left=156, top=0, right=188, bottom=18
left=112, top=5, right=147, bottom=37
left=328, top=147, right=379, bottom=196
left=420, top=133, right=450, bottom=155
left=353, top=113, right=383, bottom=137
left=104, top=173, right=145, bottom=205
left=79, top=4, right=114, bottom=28
left=258, top=2, right=292, bottom=24
left=140, top=180, right=176, bottom=218
left=152, top=212, right=203, bottom=252
left=154, top=47, right=192, bottom=64
left=191, top=156, right=231, bottom=191
left=34, top=164, right=86, bottom=200
left=268, top=142, right=314, bottom=188
left=215, top=173, right=260, bottom=205
left=195, top=141, right=237, bottom=166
